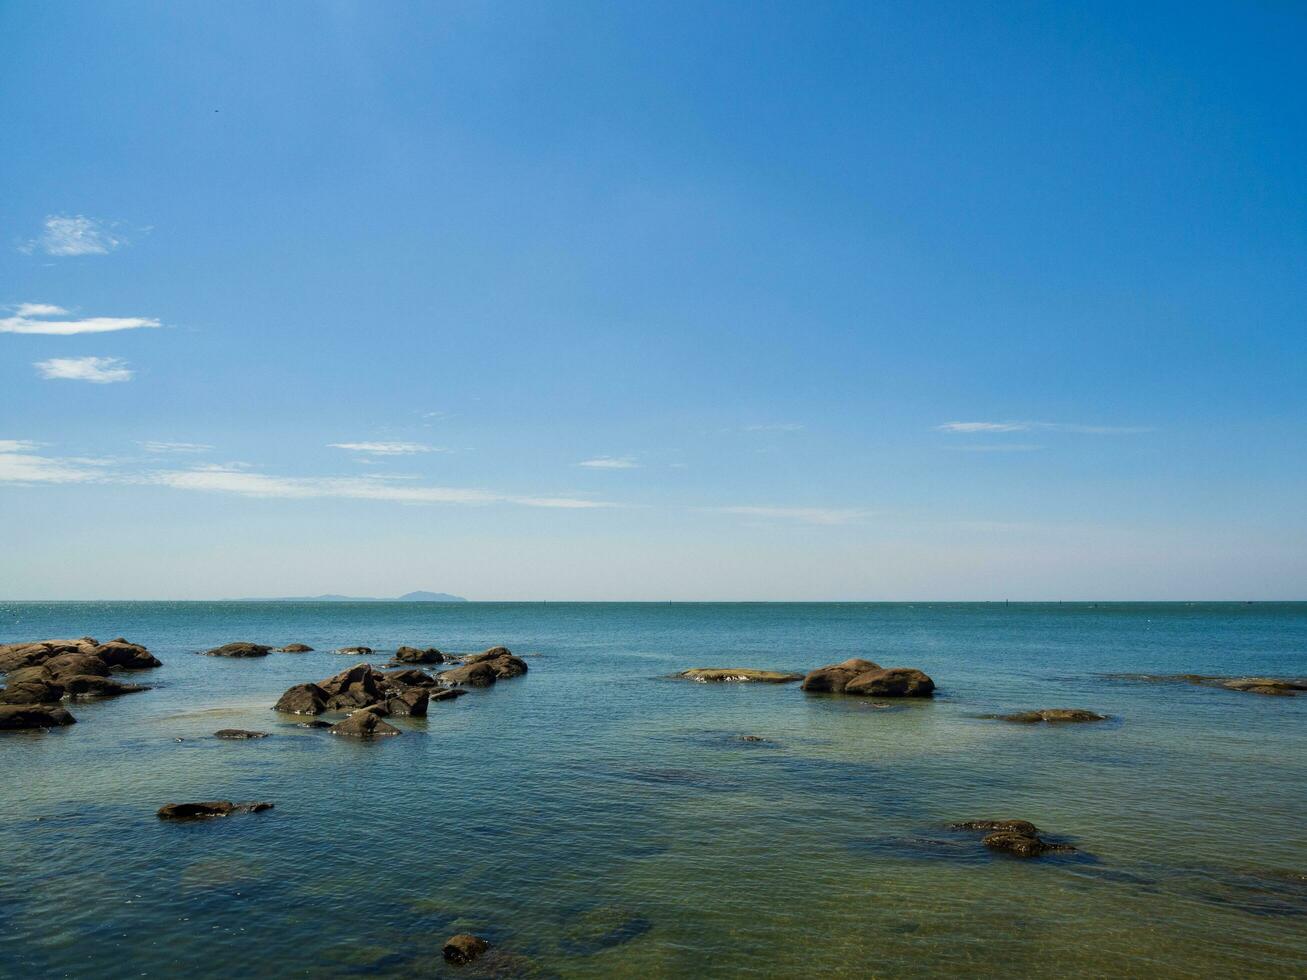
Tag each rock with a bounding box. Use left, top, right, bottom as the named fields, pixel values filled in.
left=1220, top=678, right=1307, bottom=696
left=843, top=667, right=935, bottom=698
left=42, top=652, right=111, bottom=678
left=94, top=640, right=162, bottom=669
left=995, top=709, right=1107, bottom=724
left=276, top=643, right=314, bottom=653
left=382, top=668, right=439, bottom=687
left=675, top=668, right=804, bottom=683
left=296, top=720, right=332, bottom=729
left=336, top=646, right=373, bottom=655
left=384, top=688, right=429, bottom=718
left=436, top=661, right=499, bottom=687
left=0, top=676, right=65, bottom=704
left=0, top=703, right=76, bottom=730
left=328, top=710, right=401, bottom=738
left=799, top=658, right=881, bottom=693
left=203, top=642, right=272, bottom=658
left=274, top=683, right=328, bottom=715
left=214, top=729, right=269, bottom=739
left=949, top=819, right=1040, bottom=835
left=442, top=934, right=490, bottom=965
left=60, top=675, right=150, bottom=698
left=392, top=646, right=445, bottom=664
left=430, top=688, right=468, bottom=702
left=156, top=801, right=274, bottom=820
left=464, top=646, right=512, bottom=663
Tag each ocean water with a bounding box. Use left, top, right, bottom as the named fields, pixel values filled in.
left=2, top=601, right=1305, bottom=978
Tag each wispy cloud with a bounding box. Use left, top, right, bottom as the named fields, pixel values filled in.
left=150, top=464, right=608, bottom=509
left=578, top=456, right=640, bottom=470
left=35, top=356, right=134, bottom=383
left=949, top=443, right=1046, bottom=453
left=139, top=441, right=213, bottom=454
left=0, top=444, right=110, bottom=484
left=21, top=215, right=125, bottom=256
left=2, top=304, right=161, bottom=335
left=937, top=421, right=1151, bottom=435
left=328, top=441, right=444, bottom=456
left=742, top=423, right=805, bottom=433
left=714, top=505, right=867, bottom=526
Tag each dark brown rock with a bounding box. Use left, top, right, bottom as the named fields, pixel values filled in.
left=156, top=801, right=274, bottom=820
left=676, top=668, right=803, bottom=683
left=328, top=710, right=401, bottom=738
left=382, top=668, right=439, bottom=687
left=430, top=688, right=468, bottom=702
left=1220, top=678, right=1307, bottom=696
left=996, top=708, right=1107, bottom=724
left=384, top=688, right=429, bottom=718
left=982, top=830, right=1076, bottom=857
left=94, top=640, right=162, bottom=669
left=393, top=646, right=445, bottom=664
left=437, top=661, right=499, bottom=687
left=42, top=652, right=111, bottom=679
left=442, top=934, right=490, bottom=965
left=0, top=676, right=65, bottom=704
left=60, top=675, right=150, bottom=698
left=843, top=667, right=935, bottom=698
left=276, top=643, right=314, bottom=653
left=0, top=703, right=76, bottom=729
left=950, top=819, right=1040, bottom=835
left=203, top=642, right=272, bottom=658
left=799, top=658, right=881, bottom=693
left=274, top=683, right=328, bottom=715
left=214, top=729, right=269, bottom=739
left=335, top=646, right=373, bottom=655
left=464, top=646, right=513, bottom=663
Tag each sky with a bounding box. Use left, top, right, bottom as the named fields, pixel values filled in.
left=1, top=1, right=1305, bottom=600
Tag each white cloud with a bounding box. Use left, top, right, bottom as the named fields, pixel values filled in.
left=23, top=215, right=124, bottom=256
left=328, top=441, right=442, bottom=456
left=937, top=420, right=1151, bottom=435
left=714, top=505, right=867, bottom=526
left=2, top=304, right=161, bottom=335
left=0, top=446, right=110, bottom=484
left=140, top=441, right=213, bottom=454
left=149, top=464, right=609, bottom=509
left=578, top=456, right=640, bottom=469
left=35, top=356, right=134, bottom=383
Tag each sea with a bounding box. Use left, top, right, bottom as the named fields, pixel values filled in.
left=2, top=601, right=1305, bottom=978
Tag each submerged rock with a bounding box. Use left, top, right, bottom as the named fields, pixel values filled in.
left=799, top=659, right=881, bottom=693
left=993, top=708, right=1108, bottom=724
left=214, top=729, right=269, bottom=739
left=328, top=710, right=401, bottom=738
left=952, top=819, right=1077, bottom=858
left=1105, top=673, right=1307, bottom=698
left=203, top=642, right=272, bottom=658
left=0, top=703, right=76, bottom=730
left=336, top=646, right=373, bottom=656
left=430, top=688, right=468, bottom=702
left=675, top=668, right=803, bottom=683
left=442, top=934, right=489, bottom=965
left=276, top=643, right=314, bottom=653
left=157, top=801, right=274, bottom=820
left=60, top=675, right=150, bottom=698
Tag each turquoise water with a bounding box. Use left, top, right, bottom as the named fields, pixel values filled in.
left=2, top=601, right=1306, bottom=978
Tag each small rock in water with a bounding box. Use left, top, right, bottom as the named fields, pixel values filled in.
left=214, top=729, right=269, bottom=739
left=335, top=646, right=373, bottom=655
left=296, top=720, right=332, bottom=729
left=994, top=709, right=1108, bottom=724
left=203, top=642, right=272, bottom=658
left=276, top=643, right=314, bottom=653
left=675, top=667, right=804, bottom=683
left=391, top=646, right=445, bottom=664
left=156, top=801, right=274, bottom=820
left=950, top=819, right=1077, bottom=858
left=328, top=710, right=401, bottom=738
left=442, top=933, right=489, bottom=964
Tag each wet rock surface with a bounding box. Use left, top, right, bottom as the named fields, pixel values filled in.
left=990, top=708, right=1109, bottom=724
left=952, top=819, right=1078, bottom=858
left=0, top=636, right=161, bottom=733
left=0, top=703, right=76, bottom=730
left=800, top=660, right=935, bottom=697
left=214, top=729, right=269, bottom=739
left=328, top=710, right=402, bottom=737
left=276, top=643, right=314, bottom=653
left=1105, top=672, right=1307, bottom=697
left=438, top=648, right=528, bottom=687
left=442, top=933, right=490, bottom=964
left=675, top=667, right=804, bottom=683
left=391, top=646, right=445, bottom=664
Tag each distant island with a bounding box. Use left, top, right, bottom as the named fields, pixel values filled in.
left=236, top=591, right=468, bottom=602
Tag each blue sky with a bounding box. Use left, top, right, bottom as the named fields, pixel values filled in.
left=2, top=1, right=1304, bottom=600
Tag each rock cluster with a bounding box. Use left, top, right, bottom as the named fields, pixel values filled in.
left=0, top=637, right=161, bottom=730
left=436, top=648, right=529, bottom=687
left=1106, top=673, right=1307, bottom=697
left=800, top=659, right=935, bottom=697
left=950, top=819, right=1077, bottom=858
left=274, top=662, right=436, bottom=719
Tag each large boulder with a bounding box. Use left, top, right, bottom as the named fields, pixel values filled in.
left=382, top=668, right=438, bottom=688
left=463, top=646, right=513, bottom=664
left=0, top=703, right=76, bottom=729
left=42, top=653, right=111, bottom=679
left=157, top=801, right=274, bottom=820
left=843, top=667, right=935, bottom=698
left=675, top=668, right=803, bottom=683
left=203, top=642, right=272, bottom=658
left=95, top=640, right=161, bottom=669
left=0, top=637, right=100, bottom=672
left=392, top=646, right=445, bottom=664
left=995, top=708, right=1107, bottom=724
left=442, top=934, right=490, bottom=965
left=274, top=683, right=328, bottom=715
left=328, top=710, right=401, bottom=738
left=0, top=674, right=65, bottom=704
left=384, top=688, right=429, bottom=718
left=436, top=661, right=499, bottom=687
left=799, top=659, right=881, bottom=694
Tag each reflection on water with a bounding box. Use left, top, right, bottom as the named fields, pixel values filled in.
left=3, top=601, right=1306, bottom=977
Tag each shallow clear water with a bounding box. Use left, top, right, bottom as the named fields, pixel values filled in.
left=2, top=601, right=1306, bottom=978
